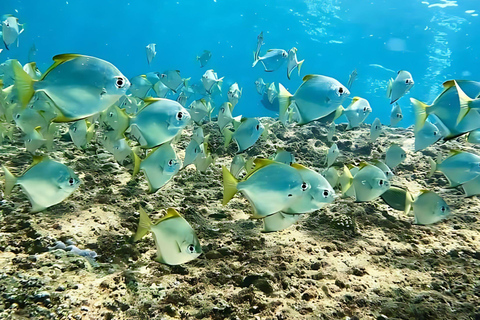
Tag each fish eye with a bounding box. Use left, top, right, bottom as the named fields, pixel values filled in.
left=363, top=107, right=367, bottom=112
left=433, top=131, right=438, bottom=136
left=109, top=112, right=114, bottom=117
left=256, top=124, right=260, bottom=130
left=168, top=159, right=174, bottom=166
left=405, top=79, right=411, bottom=84
left=337, top=87, right=345, bottom=95
left=161, top=74, right=166, bottom=78
left=379, top=179, right=384, bottom=186
left=115, top=77, right=126, bottom=88
left=15, top=114, right=20, bottom=119
left=187, top=244, right=195, bottom=253
left=323, top=190, right=330, bottom=198
left=220, top=107, right=225, bottom=112
left=301, top=182, right=308, bottom=191
left=176, top=112, right=184, bottom=121
left=282, top=51, right=287, bottom=57
left=440, top=206, right=446, bottom=213
left=72, top=127, right=77, bottom=132
left=68, top=178, right=75, bottom=186
left=397, top=113, right=402, bottom=118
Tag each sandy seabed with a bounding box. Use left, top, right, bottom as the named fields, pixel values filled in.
left=0, top=118, right=479, bottom=320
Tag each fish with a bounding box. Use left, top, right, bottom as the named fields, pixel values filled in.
left=128, top=98, right=191, bottom=148
left=467, top=129, right=480, bottom=144
left=153, top=79, right=171, bottom=98
left=372, top=160, right=394, bottom=180
left=12, top=103, right=50, bottom=134
left=341, top=163, right=390, bottom=202
left=201, top=69, right=223, bottom=94
left=322, top=166, right=339, bottom=188
left=385, top=144, right=406, bottom=169
left=428, top=150, right=480, bottom=187
left=370, top=118, right=382, bottom=142
left=223, top=118, right=264, bottom=153
left=278, top=75, right=350, bottom=125
left=411, top=80, right=480, bottom=139
left=100, top=104, right=129, bottom=138
left=3, top=156, right=81, bottom=212
left=23, top=62, right=42, bottom=80
left=24, top=126, right=46, bottom=154
left=196, top=50, right=212, bottom=68
left=387, top=70, right=414, bottom=104
left=191, top=126, right=207, bottom=145
left=117, top=95, right=144, bottom=115
left=380, top=186, right=413, bottom=212
left=2, top=15, right=24, bottom=50
left=193, top=145, right=214, bottom=173
left=222, top=159, right=305, bottom=218
left=176, top=92, right=188, bottom=107
left=183, top=138, right=204, bottom=168
left=254, top=31, right=264, bottom=62
left=284, top=163, right=335, bottom=214
left=188, top=98, right=213, bottom=124
left=414, top=121, right=441, bottom=151
left=12, top=54, right=130, bottom=121
left=69, top=119, right=94, bottom=149
left=326, top=143, right=339, bottom=168
left=129, top=75, right=153, bottom=98
left=390, top=103, right=403, bottom=127
left=140, top=143, right=182, bottom=192
left=461, top=175, right=480, bottom=197
left=272, top=148, right=295, bottom=165
left=146, top=43, right=156, bottom=65
left=267, top=82, right=278, bottom=104
left=262, top=212, right=302, bottom=233
left=454, top=81, right=480, bottom=125
left=252, top=49, right=288, bottom=72
left=227, top=82, right=242, bottom=107
left=347, top=69, right=357, bottom=89
left=230, top=155, right=246, bottom=178
left=217, top=102, right=241, bottom=131
left=341, top=97, right=372, bottom=130
left=408, top=191, right=450, bottom=225
left=287, top=47, right=304, bottom=80
left=160, top=70, right=189, bottom=93
left=111, top=138, right=136, bottom=164
left=327, top=122, right=335, bottom=142
left=134, top=207, right=202, bottom=265
left=255, top=78, right=267, bottom=95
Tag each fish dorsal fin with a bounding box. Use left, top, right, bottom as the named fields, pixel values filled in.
left=34, top=126, right=42, bottom=133
left=419, top=189, right=432, bottom=195
left=351, top=97, right=361, bottom=103
left=302, top=74, right=318, bottom=82
left=448, top=149, right=463, bottom=157
left=32, top=155, right=46, bottom=166
left=244, top=158, right=276, bottom=179
left=141, top=74, right=147, bottom=78
left=154, top=208, right=183, bottom=225
left=291, top=163, right=308, bottom=171
left=41, top=54, right=82, bottom=80
left=442, top=80, right=456, bottom=89
left=227, top=102, right=234, bottom=112
left=358, top=161, right=369, bottom=170
left=143, top=97, right=163, bottom=106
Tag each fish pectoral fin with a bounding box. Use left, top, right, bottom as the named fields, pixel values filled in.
left=175, top=240, right=183, bottom=253
left=361, top=180, right=373, bottom=189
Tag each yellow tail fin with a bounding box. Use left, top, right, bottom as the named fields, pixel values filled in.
left=455, top=81, right=473, bottom=125
left=297, top=60, right=304, bottom=76
left=133, top=207, right=152, bottom=241
left=278, top=83, right=293, bottom=125
left=222, top=166, right=238, bottom=205
left=12, top=60, right=35, bottom=107
left=410, top=98, right=429, bottom=132
left=223, top=128, right=233, bottom=147
left=2, top=165, right=17, bottom=196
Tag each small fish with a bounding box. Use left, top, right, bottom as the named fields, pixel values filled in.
left=134, top=207, right=202, bottom=265
left=176, top=92, right=188, bottom=107
left=341, top=97, right=372, bottom=129
left=2, top=15, right=24, bottom=50
left=69, top=119, right=94, bottom=149
left=428, top=150, right=480, bottom=187
left=255, top=78, right=267, bottom=95
left=390, top=103, right=403, bottom=127
left=254, top=32, right=264, bottom=62
left=129, top=98, right=191, bottom=148
left=223, top=118, right=264, bottom=153
left=160, top=70, right=189, bottom=93
left=372, top=160, right=394, bottom=180
left=222, top=159, right=305, bottom=218
left=461, top=175, right=480, bottom=197
left=3, top=156, right=81, bottom=212
left=408, top=191, right=450, bottom=225
left=140, top=143, right=182, bottom=192
left=227, top=82, right=242, bottom=107
left=326, top=143, right=339, bottom=168
left=111, top=138, right=135, bottom=164
left=201, top=69, right=223, bottom=94
left=272, top=148, right=295, bottom=165
left=100, top=104, right=129, bottom=138
left=188, top=98, right=213, bottom=124
left=197, top=50, right=212, bottom=68
left=252, top=49, right=288, bottom=72
left=117, top=95, right=144, bottom=115
left=217, top=102, right=241, bottom=131
left=230, top=155, right=246, bottom=178
left=387, top=70, right=414, bottom=104
left=183, top=138, right=204, bottom=168
left=146, top=43, right=156, bottom=65
left=322, top=166, right=339, bottom=188
left=370, top=118, right=382, bottom=142
left=23, top=62, right=42, bottom=80
left=129, top=75, right=153, bottom=99
left=385, top=144, right=406, bottom=169
left=12, top=54, right=130, bottom=120
left=191, top=126, right=207, bottom=145
left=24, top=126, right=46, bottom=154
left=347, top=69, right=357, bottom=89
left=341, top=163, right=390, bottom=202
left=467, top=129, right=480, bottom=144
left=193, top=145, right=214, bottom=173
left=262, top=212, right=302, bottom=233
left=287, top=47, right=304, bottom=80
left=153, top=79, right=171, bottom=98
left=327, top=122, right=335, bottom=142
left=278, top=75, right=350, bottom=125
left=414, top=121, right=441, bottom=151
left=267, top=82, right=278, bottom=104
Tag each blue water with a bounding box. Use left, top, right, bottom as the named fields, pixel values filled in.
left=2, top=0, right=479, bottom=126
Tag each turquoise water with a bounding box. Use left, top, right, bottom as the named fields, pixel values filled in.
left=2, top=0, right=479, bottom=126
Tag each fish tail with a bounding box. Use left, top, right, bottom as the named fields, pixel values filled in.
left=12, top=60, right=35, bottom=107
left=223, top=128, right=233, bottom=147
left=217, top=77, right=224, bottom=92
left=132, top=150, right=141, bottom=177
left=297, top=60, right=304, bottom=76
left=333, top=105, right=344, bottom=121
left=278, top=83, right=293, bottom=125
left=252, top=52, right=259, bottom=67
left=386, top=78, right=393, bottom=99
left=339, top=165, right=354, bottom=194
left=410, top=98, right=429, bottom=132
left=428, top=157, right=437, bottom=178
left=404, top=189, right=414, bottom=215
left=133, top=207, right=152, bottom=241
left=455, top=80, right=473, bottom=125
left=2, top=165, right=17, bottom=196
left=222, top=166, right=238, bottom=205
